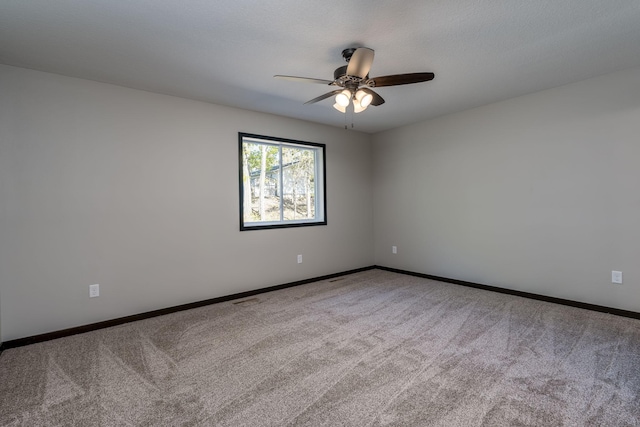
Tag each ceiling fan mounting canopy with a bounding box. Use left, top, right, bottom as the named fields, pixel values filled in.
left=274, top=46, right=435, bottom=112
left=341, top=48, right=358, bottom=62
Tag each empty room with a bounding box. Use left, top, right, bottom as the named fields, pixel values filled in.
left=1, top=1, right=639, bottom=425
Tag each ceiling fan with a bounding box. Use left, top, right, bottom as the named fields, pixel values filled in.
left=275, top=47, right=434, bottom=113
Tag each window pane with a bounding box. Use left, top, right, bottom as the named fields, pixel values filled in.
left=242, top=142, right=280, bottom=223
left=282, top=146, right=315, bottom=220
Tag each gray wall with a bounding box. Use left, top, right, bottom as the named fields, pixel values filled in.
left=0, top=65, right=374, bottom=342
left=373, top=67, right=640, bottom=312
left=3, top=62, right=639, bottom=343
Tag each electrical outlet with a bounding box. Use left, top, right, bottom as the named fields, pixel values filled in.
left=392, top=246, right=397, bottom=254
left=297, top=254, right=302, bottom=264
left=612, top=271, right=623, bottom=284
left=89, top=284, right=100, bottom=297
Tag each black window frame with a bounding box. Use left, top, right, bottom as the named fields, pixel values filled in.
left=238, top=132, right=327, bottom=231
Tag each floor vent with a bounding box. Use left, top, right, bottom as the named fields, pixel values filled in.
left=233, top=297, right=260, bottom=306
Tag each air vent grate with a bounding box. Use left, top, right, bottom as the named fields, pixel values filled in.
left=233, top=297, right=260, bottom=306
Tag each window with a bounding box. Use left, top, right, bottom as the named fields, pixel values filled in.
left=239, top=133, right=326, bottom=230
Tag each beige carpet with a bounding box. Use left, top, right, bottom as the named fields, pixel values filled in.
left=1, top=269, right=639, bottom=426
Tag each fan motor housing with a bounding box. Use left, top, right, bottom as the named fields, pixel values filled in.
left=334, top=65, right=368, bottom=87
left=333, top=65, right=348, bottom=80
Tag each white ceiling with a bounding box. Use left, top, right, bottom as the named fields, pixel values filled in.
left=2, top=1, right=640, bottom=134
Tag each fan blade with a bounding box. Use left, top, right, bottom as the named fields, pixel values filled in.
left=359, top=88, right=385, bottom=106
left=274, top=75, right=335, bottom=85
left=304, top=90, right=343, bottom=105
left=346, top=48, right=374, bottom=79
left=366, top=72, right=434, bottom=87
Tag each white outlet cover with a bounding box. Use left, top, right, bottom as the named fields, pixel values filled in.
left=89, top=284, right=100, bottom=297
left=392, top=246, right=397, bottom=254
left=297, top=254, right=302, bottom=264
left=612, top=271, right=623, bottom=284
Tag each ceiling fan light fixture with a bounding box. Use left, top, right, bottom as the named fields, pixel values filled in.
left=355, top=90, right=373, bottom=108
left=353, top=98, right=368, bottom=113
left=335, top=89, right=351, bottom=107
left=333, top=102, right=347, bottom=113
left=278, top=47, right=433, bottom=116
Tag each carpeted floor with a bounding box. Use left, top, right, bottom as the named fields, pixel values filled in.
left=1, top=269, right=639, bottom=426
